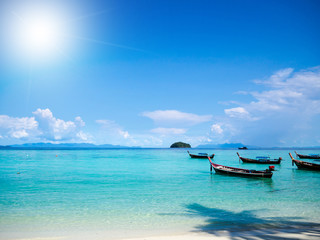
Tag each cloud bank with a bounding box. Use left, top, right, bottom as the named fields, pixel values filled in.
left=142, top=110, right=212, bottom=126
left=211, top=66, right=320, bottom=146
left=1, top=67, right=319, bottom=148
left=150, top=127, right=187, bottom=135
left=96, top=119, right=130, bottom=139
left=0, top=108, right=89, bottom=144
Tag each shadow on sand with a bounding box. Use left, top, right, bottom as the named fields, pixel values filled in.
left=186, top=203, right=320, bottom=239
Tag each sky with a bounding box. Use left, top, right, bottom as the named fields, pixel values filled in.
left=0, top=0, right=320, bottom=147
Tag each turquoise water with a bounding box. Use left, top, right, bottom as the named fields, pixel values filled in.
left=1, top=149, right=320, bottom=238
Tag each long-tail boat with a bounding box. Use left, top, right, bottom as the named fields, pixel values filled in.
left=187, top=151, right=214, bottom=159
left=208, top=157, right=273, bottom=178
left=237, top=152, right=282, bottom=164
left=294, top=151, right=320, bottom=159
left=289, top=153, right=320, bottom=171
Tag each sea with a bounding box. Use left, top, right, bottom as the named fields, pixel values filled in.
left=1, top=149, right=320, bottom=239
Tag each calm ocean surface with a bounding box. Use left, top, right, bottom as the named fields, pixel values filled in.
left=1, top=149, right=320, bottom=238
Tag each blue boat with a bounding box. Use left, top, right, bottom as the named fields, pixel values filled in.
left=187, top=151, right=215, bottom=159
left=237, top=152, right=282, bottom=164
left=295, top=151, right=320, bottom=159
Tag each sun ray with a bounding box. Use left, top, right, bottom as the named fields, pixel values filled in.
left=11, top=11, right=23, bottom=21
left=69, top=34, right=152, bottom=54
left=5, top=4, right=153, bottom=65
left=67, top=9, right=112, bottom=23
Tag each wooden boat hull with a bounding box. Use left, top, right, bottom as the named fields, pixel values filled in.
left=213, top=166, right=273, bottom=178
left=295, top=151, right=320, bottom=159
left=239, top=156, right=281, bottom=164
left=188, top=151, right=214, bottom=159
left=189, top=154, right=215, bottom=159
left=293, top=160, right=320, bottom=170
left=289, top=153, right=320, bottom=171
left=237, top=152, right=281, bottom=164
left=208, top=157, right=273, bottom=178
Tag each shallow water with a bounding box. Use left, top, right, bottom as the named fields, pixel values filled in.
left=1, top=149, right=320, bottom=238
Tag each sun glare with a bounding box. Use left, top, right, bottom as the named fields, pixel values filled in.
left=19, top=14, right=61, bottom=52
left=4, top=3, right=73, bottom=63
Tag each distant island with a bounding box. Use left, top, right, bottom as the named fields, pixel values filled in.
left=1, top=142, right=320, bottom=150
left=0, top=142, right=140, bottom=150
left=170, top=142, right=191, bottom=148
left=197, top=143, right=248, bottom=149
left=238, top=146, right=248, bottom=150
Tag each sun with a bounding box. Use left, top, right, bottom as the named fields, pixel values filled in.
left=4, top=3, right=72, bottom=63
left=16, top=12, right=62, bottom=54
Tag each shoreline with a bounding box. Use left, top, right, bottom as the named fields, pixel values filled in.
left=2, top=226, right=320, bottom=240
left=125, top=226, right=320, bottom=240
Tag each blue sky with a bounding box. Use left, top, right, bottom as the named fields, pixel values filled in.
left=0, top=0, right=320, bottom=147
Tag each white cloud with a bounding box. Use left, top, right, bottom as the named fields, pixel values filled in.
left=224, top=107, right=259, bottom=121
left=95, top=119, right=111, bottom=125
left=76, top=131, right=90, bottom=141
left=33, top=108, right=86, bottom=141
left=225, top=107, right=247, bottom=118
left=95, top=118, right=209, bottom=147
left=75, top=116, right=85, bottom=127
left=249, top=67, right=320, bottom=114
left=150, top=127, right=187, bottom=135
left=208, top=121, right=240, bottom=145
left=180, top=135, right=213, bottom=148
left=96, top=119, right=130, bottom=139
left=0, top=108, right=88, bottom=143
left=131, top=134, right=164, bottom=147
left=142, top=110, right=212, bottom=126
left=220, top=66, right=320, bottom=146
left=0, top=115, right=38, bottom=130
left=256, top=67, right=320, bottom=91
left=254, top=68, right=294, bottom=87
left=11, top=129, right=29, bottom=139
left=210, top=124, right=223, bottom=135
left=95, top=120, right=171, bottom=147
left=0, top=115, right=38, bottom=139
left=225, top=67, right=320, bottom=117
left=119, top=130, right=130, bottom=139
left=138, top=110, right=212, bottom=147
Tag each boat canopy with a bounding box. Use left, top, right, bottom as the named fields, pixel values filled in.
left=256, top=156, right=270, bottom=159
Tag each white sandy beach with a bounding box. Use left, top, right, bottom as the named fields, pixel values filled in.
left=125, top=228, right=320, bottom=240
left=3, top=226, right=320, bottom=240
